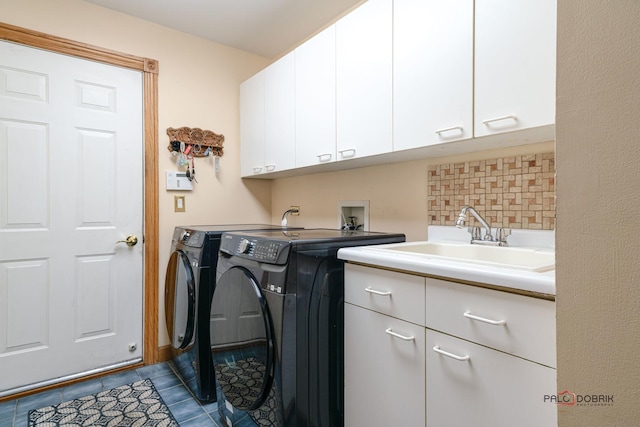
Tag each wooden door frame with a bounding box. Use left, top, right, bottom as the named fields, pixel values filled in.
left=0, top=23, right=160, bottom=365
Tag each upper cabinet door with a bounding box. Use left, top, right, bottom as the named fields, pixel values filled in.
left=474, top=0, right=557, bottom=137
left=336, top=0, right=393, bottom=161
left=240, top=71, right=265, bottom=177
left=393, top=0, right=473, bottom=151
left=295, top=25, right=336, bottom=168
left=264, top=52, right=296, bottom=173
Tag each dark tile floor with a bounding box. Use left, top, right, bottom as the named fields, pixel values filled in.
left=0, top=362, right=222, bottom=426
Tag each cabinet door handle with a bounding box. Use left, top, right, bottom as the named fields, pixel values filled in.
left=481, top=115, right=518, bottom=125
left=252, top=167, right=263, bottom=174
left=316, top=153, right=332, bottom=162
left=432, top=345, right=470, bottom=361
left=434, top=126, right=464, bottom=135
left=385, top=328, right=414, bottom=341
left=338, top=148, right=356, bottom=158
left=365, top=287, right=391, bottom=296
left=463, top=311, right=506, bottom=326
left=265, top=164, right=276, bottom=171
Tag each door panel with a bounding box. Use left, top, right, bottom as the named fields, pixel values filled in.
left=0, top=260, right=48, bottom=353
left=0, top=40, right=143, bottom=394
left=1, top=120, right=48, bottom=229
left=77, top=130, right=116, bottom=225
left=75, top=255, right=115, bottom=340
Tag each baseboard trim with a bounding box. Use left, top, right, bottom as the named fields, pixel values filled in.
left=157, top=345, right=173, bottom=363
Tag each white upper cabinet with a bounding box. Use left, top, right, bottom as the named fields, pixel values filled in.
left=393, top=0, right=473, bottom=151
left=264, top=51, right=296, bottom=173
left=474, top=0, right=557, bottom=137
left=336, top=0, right=393, bottom=161
left=240, top=0, right=557, bottom=178
left=295, top=26, right=336, bottom=168
left=240, top=71, right=265, bottom=177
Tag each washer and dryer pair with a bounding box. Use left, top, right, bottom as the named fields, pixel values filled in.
left=165, top=225, right=405, bottom=426
left=164, top=224, right=301, bottom=403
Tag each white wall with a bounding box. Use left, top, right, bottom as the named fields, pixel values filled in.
left=556, top=1, right=640, bottom=424
left=1, top=0, right=272, bottom=346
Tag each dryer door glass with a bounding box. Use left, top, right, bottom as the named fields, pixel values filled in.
left=211, top=266, right=274, bottom=411
left=164, top=250, right=196, bottom=350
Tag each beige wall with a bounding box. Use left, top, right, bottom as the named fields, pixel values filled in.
left=271, top=142, right=553, bottom=242
left=556, top=1, right=640, bottom=425
left=1, top=0, right=272, bottom=346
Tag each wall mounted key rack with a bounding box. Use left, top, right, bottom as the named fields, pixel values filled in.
left=166, top=126, right=224, bottom=157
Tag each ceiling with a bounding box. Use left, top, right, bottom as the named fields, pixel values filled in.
left=83, top=0, right=364, bottom=59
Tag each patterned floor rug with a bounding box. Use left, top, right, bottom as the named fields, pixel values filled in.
left=28, top=378, right=178, bottom=427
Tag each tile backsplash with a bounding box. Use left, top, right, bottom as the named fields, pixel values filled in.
left=428, top=152, right=555, bottom=230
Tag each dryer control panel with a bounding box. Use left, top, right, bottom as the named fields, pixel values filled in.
left=171, top=227, right=205, bottom=248
left=220, top=234, right=290, bottom=264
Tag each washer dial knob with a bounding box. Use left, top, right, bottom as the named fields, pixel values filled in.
left=239, top=238, right=252, bottom=254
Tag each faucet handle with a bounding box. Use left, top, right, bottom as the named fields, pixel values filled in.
left=496, top=228, right=511, bottom=243
left=468, top=226, right=481, bottom=240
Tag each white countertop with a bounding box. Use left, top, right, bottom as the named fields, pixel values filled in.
left=338, top=226, right=556, bottom=296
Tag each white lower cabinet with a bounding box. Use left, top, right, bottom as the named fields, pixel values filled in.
left=344, top=263, right=557, bottom=426
left=344, top=302, right=426, bottom=427
left=426, top=329, right=557, bottom=427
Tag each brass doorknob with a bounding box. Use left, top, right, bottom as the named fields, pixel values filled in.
left=117, top=235, right=138, bottom=247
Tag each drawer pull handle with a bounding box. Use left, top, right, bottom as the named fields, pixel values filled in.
left=365, top=287, right=391, bottom=296
left=435, top=125, right=463, bottom=135
left=482, top=115, right=518, bottom=125
left=338, top=148, right=356, bottom=158
left=433, top=345, right=470, bottom=361
left=463, top=311, right=506, bottom=326
left=265, top=164, right=276, bottom=171
left=385, top=328, right=414, bottom=341
left=316, top=153, right=332, bottom=162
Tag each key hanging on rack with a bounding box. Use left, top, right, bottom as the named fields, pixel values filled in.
left=188, top=158, right=197, bottom=183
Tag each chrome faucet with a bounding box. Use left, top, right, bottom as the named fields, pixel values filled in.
left=455, top=205, right=511, bottom=246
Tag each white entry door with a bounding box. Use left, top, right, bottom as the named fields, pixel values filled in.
left=0, top=40, right=144, bottom=394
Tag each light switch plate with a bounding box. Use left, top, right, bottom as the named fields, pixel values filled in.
left=174, top=195, right=186, bottom=212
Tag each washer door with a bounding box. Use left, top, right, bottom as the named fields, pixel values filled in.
left=211, top=266, right=274, bottom=411
left=164, top=250, right=196, bottom=350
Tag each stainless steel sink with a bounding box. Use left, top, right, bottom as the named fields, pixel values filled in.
left=371, top=242, right=555, bottom=272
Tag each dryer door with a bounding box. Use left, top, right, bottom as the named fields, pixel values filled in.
left=211, top=266, right=274, bottom=410
left=164, top=250, right=196, bottom=350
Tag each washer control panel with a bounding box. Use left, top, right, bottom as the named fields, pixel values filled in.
left=220, top=234, right=290, bottom=264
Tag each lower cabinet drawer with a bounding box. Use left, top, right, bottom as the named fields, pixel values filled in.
left=426, top=329, right=557, bottom=427
left=345, top=302, right=425, bottom=427
left=425, top=278, right=556, bottom=367
left=345, top=263, right=426, bottom=325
